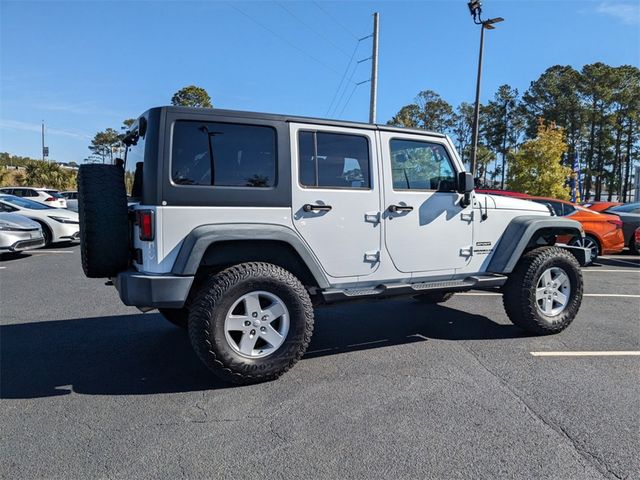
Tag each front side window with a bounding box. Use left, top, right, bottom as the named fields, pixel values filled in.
left=298, top=131, right=371, bottom=189
left=390, top=139, right=456, bottom=191
left=172, top=121, right=276, bottom=188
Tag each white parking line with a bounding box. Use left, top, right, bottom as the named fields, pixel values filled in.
left=28, top=250, right=74, bottom=254
left=457, top=293, right=640, bottom=298
left=598, top=257, right=639, bottom=267
left=0, top=266, right=6, bottom=269
left=582, top=269, right=639, bottom=273
left=531, top=351, right=640, bottom=357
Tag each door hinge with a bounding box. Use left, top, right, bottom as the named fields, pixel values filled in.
left=460, top=246, right=473, bottom=257
left=461, top=211, right=474, bottom=222
left=364, top=250, right=380, bottom=263
left=364, top=211, right=380, bottom=224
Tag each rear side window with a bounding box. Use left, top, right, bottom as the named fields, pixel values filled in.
left=171, top=121, right=276, bottom=188
left=298, top=131, right=371, bottom=189
left=389, top=139, right=456, bottom=191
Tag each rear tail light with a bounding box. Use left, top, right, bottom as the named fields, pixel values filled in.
left=607, top=219, right=623, bottom=229
left=44, top=197, right=56, bottom=202
left=136, top=210, right=154, bottom=241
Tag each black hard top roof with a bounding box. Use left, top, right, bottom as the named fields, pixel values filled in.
left=151, top=106, right=447, bottom=139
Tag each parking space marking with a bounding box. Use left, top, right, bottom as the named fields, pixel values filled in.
left=28, top=250, right=74, bottom=254
left=582, top=269, right=639, bottom=273
left=597, top=257, right=639, bottom=268
left=0, top=266, right=6, bottom=269
left=531, top=351, right=640, bottom=357
left=458, top=293, right=640, bottom=298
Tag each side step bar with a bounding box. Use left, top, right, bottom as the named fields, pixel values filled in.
left=321, top=274, right=507, bottom=304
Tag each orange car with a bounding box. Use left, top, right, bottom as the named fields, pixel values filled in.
left=582, top=201, right=622, bottom=213
left=527, top=196, right=625, bottom=261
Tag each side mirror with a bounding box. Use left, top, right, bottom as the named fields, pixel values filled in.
left=458, top=172, right=474, bottom=194
left=458, top=172, right=474, bottom=208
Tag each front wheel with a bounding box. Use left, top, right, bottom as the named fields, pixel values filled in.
left=188, top=262, right=314, bottom=384
left=503, top=246, right=583, bottom=335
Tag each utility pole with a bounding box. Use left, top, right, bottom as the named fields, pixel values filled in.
left=41, top=121, right=45, bottom=162
left=369, top=12, right=379, bottom=124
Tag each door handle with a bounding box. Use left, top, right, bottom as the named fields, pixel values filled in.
left=388, top=204, right=413, bottom=213
left=303, top=203, right=332, bottom=212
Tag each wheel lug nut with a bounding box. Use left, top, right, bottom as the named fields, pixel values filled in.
left=250, top=329, right=256, bottom=335
left=252, top=312, right=258, bottom=318
left=244, top=320, right=251, bottom=327
left=260, top=326, right=266, bottom=332
left=262, top=315, right=268, bottom=321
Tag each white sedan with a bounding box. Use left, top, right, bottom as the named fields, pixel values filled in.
left=0, top=187, right=67, bottom=209
left=0, top=212, right=45, bottom=252
left=0, top=194, right=79, bottom=246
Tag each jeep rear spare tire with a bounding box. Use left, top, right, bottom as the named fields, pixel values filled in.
left=78, top=164, right=130, bottom=278
left=188, top=262, right=314, bottom=385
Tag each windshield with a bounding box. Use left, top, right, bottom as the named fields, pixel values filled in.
left=0, top=195, right=52, bottom=210
left=609, top=203, right=640, bottom=213
left=45, top=190, right=64, bottom=199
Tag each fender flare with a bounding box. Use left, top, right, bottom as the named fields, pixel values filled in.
left=170, top=223, right=330, bottom=288
left=487, top=216, right=584, bottom=273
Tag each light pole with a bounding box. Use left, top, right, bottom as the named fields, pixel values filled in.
left=468, top=1, right=503, bottom=178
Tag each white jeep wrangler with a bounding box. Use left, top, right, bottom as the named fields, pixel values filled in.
left=78, top=106, right=589, bottom=384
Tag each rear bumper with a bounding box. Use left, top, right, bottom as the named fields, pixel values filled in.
left=113, top=270, right=193, bottom=308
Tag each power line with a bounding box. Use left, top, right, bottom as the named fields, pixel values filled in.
left=275, top=1, right=351, bottom=57
left=330, top=59, right=360, bottom=117
left=226, top=2, right=342, bottom=76
left=325, top=42, right=360, bottom=116
left=311, top=1, right=358, bottom=39
left=338, top=83, right=361, bottom=118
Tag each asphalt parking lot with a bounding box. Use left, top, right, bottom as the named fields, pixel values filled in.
left=1, top=245, right=638, bottom=480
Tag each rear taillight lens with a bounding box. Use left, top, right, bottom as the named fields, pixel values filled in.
left=136, top=210, right=154, bottom=241
left=607, top=219, right=623, bottom=229
left=44, top=197, right=55, bottom=202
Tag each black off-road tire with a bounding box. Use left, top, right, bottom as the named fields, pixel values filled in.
left=414, top=292, right=454, bottom=304
left=78, top=164, right=130, bottom=278
left=188, top=262, right=314, bottom=385
left=159, top=308, right=189, bottom=329
left=503, top=246, right=583, bottom=335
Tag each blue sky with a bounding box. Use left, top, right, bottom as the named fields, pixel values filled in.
left=1, top=0, right=639, bottom=163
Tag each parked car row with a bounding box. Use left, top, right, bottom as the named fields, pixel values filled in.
left=0, top=194, right=79, bottom=253
left=477, top=189, right=639, bottom=260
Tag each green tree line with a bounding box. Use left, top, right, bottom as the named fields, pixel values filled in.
left=388, top=63, right=639, bottom=201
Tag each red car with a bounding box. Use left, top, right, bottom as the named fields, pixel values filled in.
left=476, top=189, right=531, bottom=199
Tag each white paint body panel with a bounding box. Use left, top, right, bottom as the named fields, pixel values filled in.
left=131, top=127, right=553, bottom=289
left=289, top=123, right=382, bottom=278
left=379, top=131, right=474, bottom=275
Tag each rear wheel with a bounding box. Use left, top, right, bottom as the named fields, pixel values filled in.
left=188, top=262, right=314, bottom=384
left=503, top=246, right=583, bottom=335
left=569, top=234, right=599, bottom=263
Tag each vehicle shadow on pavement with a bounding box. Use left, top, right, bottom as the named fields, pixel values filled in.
left=1, top=300, right=526, bottom=399
left=307, top=299, right=527, bottom=358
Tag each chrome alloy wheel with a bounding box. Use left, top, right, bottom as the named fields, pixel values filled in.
left=571, top=236, right=599, bottom=261
left=224, top=291, right=290, bottom=358
left=536, top=267, right=571, bottom=317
